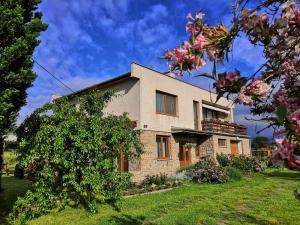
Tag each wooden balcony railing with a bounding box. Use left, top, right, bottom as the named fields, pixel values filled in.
left=201, top=120, right=247, bottom=135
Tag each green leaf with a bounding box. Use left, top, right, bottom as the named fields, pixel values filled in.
left=194, top=73, right=215, bottom=80
left=276, top=105, right=287, bottom=124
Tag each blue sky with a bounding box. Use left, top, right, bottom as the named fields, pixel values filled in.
left=19, top=0, right=271, bottom=138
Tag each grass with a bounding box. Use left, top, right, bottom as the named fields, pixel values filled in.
left=1, top=169, right=300, bottom=225
left=28, top=169, right=300, bottom=225
left=0, top=177, right=32, bottom=225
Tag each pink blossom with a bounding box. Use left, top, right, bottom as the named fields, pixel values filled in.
left=238, top=90, right=253, bottom=105
left=186, top=13, right=194, bottom=20
left=273, top=137, right=295, bottom=162
left=215, top=77, right=226, bottom=89
left=189, top=56, right=206, bottom=69
left=172, top=47, right=188, bottom=64
left=261, top=15, right=269, bottom=23
left=246, top=79, right=271, bottom=99
left=194, top=35, right=206, bottom=50
left=226, top=72, right=240, bottom=82
left=292, top=112, right=300, bottom=125
left=185, top=23, right=200, bottom=33
left=195, top=12, right=205, bottom=20
left=183, top=41, right=192, bottom=50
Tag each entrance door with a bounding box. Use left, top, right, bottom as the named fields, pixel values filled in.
left=179, top=142, right=191, bottom=168
left=230, top=141, right=239, bottom=156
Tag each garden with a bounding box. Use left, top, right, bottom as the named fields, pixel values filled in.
left=1, top=158, right=300, bottom=225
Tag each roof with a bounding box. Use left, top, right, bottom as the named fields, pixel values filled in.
left=65, top=63, right=232, bottom=105
left=66, top=72, right=132, bottom=97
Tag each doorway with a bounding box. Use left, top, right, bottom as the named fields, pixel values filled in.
left=179, top=141, right=191, bottom=168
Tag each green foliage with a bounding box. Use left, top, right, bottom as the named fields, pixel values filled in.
left=0, top=0, right=47, bottom=190
left=230, top=155, right=266, bottom=174
left=216, top=153, right=231, bottom=167
left=187, top=158, right=229, bottom=184
left=11, top=91, right=143, bottom=224
left=141, top=174, right=168, bottom=186
left=251, top=136, right=270, bottom=150
left=224, top=166, right=243, bottom=181
left=217, top=153, right=266, bottom=174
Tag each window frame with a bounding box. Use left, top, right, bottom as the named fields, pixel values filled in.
left=156, top=135, right=171, bottom=160
left=218, top=138, right=227, bottom=148
left=193, top=101, right=199, bottom=130
left=156, top=91, right=177, bottom=116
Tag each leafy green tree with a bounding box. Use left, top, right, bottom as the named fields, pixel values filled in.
left=252, top=136, right=270, bottom=150
left=0, top=0, right=47, bottom=191
left=11, top=91, right=143, bottom=224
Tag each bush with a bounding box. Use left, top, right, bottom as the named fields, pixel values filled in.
left=14, top=164, right=24, bottom=179
left=186, top=158, right=229, bottom=184
left=224, top=166, right=243, bottom=181
left=216, top=153, right=231, bottom=167
left=230, top=155, right=266, bottom=174
left=217, top=154, right=267, bottom=174
left=141, top=173, right=168, bottom=186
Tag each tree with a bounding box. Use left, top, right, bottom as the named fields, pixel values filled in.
left=0, top=0, right=47, bottom=191
left=163, top=0, right=299, bottom=163
left=252, top=136, right=270, bottom=150
left=11, top=91, right=143, bottom=224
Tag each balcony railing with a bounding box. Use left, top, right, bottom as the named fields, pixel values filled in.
left=201, top=120, right=247, bottom=135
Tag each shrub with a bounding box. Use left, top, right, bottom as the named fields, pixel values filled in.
left=14, top=164, right=24, bottom=179
left=141, top=173, right=168, bottom=186
left=224, top=166, right=243, bottom=181
left=230, top=155, right=266, bottom=174
left=216, top=153, right=231, bottom=167
left=186, top=158, right=229, bottom=184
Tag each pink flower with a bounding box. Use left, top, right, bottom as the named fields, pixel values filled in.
left=238, top=90, right=253, bottom=105
left=194, top=35, right=206, bottom=50
left=246, top=79, right=271, bottom=99
left=165, top=50, right=174, bottom=60
left=292, top=112, right=300, bottom=125
left=172, top=47, right=188, bottom=64
left=261, top=15, right=269, bottom=23
left=186, top=13, right=194, bottom=20
left=195, top=12, right=205, bottom=20
left=273, top=137, right=295, bottom=162
left=189, top=56, right=206, bottom=69
left=185, top=23, right=200, bottom=33
left=206, top=47, right=216, bottom=60
left=183, top=41, right=192, bottom=50
left=216, top=77, right=226, bottom=89
left=226, top=72, right=240, bottom=82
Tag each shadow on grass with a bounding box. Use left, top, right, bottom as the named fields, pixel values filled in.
left=0, top=176, right=32, bottom=225
left=262, top=170, right=300, bottom=180
left=107, top=214, right=153, bottom=225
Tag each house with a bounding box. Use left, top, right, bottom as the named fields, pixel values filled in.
left=68, top=63, right=251, bottom=182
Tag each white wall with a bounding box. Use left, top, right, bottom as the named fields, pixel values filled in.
left=131, top=63, right=234, bottom=133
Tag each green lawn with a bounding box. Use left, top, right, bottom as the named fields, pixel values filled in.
left=1, top=169, right=300, bottom=225
left=28, top=169, right=300, bottom=225
left=0, top=176, right=32, bottom=225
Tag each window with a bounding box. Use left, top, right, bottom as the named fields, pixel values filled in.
left=156, top=91, right=176, bottom=115
left=202, top=108, right=218, bottom=121
left=193, top=101, right=199, bottom=129
left=156, top=136, right=170, bottom=159
left=218, top=139, right=227, bottom=147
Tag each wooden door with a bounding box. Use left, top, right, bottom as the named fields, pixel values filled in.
left=179, top=142, right=191, bottom=168
left=230, top=141, right=239, bottom=156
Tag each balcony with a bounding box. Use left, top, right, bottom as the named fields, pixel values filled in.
left=201, top=120, right=247, bottom=135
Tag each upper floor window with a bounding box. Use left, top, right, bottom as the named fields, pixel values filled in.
left=202, top=108, right=218, bottom=121
left=156, top=91, right=177, bottom=116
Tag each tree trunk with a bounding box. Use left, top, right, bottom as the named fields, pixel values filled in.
left=0, top=136, right=4, bottom=192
